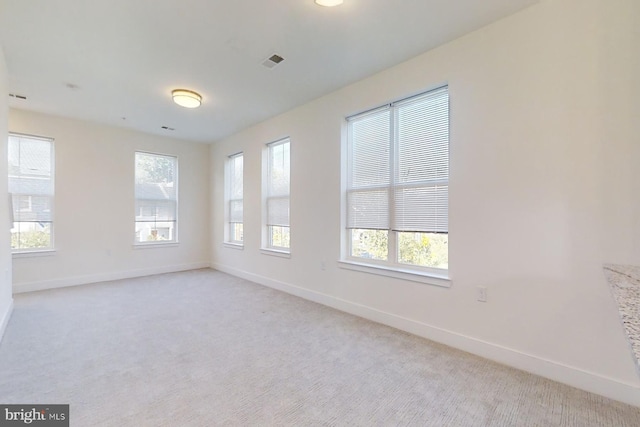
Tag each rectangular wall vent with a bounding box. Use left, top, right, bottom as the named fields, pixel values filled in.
left=262, top=53, right=285, bottom=69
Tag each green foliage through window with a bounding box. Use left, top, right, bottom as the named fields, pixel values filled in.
left=398, top=232, right=448, bottom=269
left=11, top=224, right=52, bottom=251
left=270, top=226, right=290, bottom=249
left=350, top=229, right=388, bottom=261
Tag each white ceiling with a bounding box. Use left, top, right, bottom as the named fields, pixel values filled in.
left=0, top=0, right=538, bottom=143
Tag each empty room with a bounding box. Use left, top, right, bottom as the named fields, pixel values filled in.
left=1, top=0, right=640, bottom=425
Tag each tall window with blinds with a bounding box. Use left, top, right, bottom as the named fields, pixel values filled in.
left=135, top=152, right=178, bottom=244
left=8, top=133, right=55, bottom=252
left=346, top=86, right=449, bottom=271
left=225, top=153, right=244, bottom=245
left=264, top=138, right=290, bottom=252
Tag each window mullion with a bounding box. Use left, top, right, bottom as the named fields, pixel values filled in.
left=388, top=105, right=398, bottom=265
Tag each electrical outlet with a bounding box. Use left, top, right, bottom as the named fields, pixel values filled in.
left=477, top=286, right=488, bottom=302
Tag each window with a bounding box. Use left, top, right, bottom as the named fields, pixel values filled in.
left=264, top=138, right=290, bottom=252
left=8, top=133, right=55, bottom=252
left=225, top=152, right=244, bottom=245
left=135, top=152, right=178, bottom=244
left=345, top=86, right=449, bottom=275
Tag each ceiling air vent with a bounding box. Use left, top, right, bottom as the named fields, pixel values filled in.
left=261, top=54, right=285, bottom=69
left=9, top=93, right=27, bottom=100
left=161, top=126, right=175, bottom=131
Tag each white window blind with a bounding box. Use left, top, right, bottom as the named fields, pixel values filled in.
left=265, top=138, right=290, bottom=250
left=135, top=152, right=177, bottom=243
left=393, top=89, right=449, bottom=233
left=8, top=133, right=54, bottom=252
left=346, top=86, right=449, bottom=271
left=347, top=107, right=391, bottom=230
left=226, top=153, right=244, bottom=244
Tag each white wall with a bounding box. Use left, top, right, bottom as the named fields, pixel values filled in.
left=600, top=0, right=640, bottom=264
left=9, top=109, right=210, bottom=292
left=210, top=0, right=640, bottom=405
left=0, top=46, right=14, bottom=341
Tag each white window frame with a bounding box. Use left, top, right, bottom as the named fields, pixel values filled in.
left=262, top=137, right=290, bottom=255
left=225, top=152, right=244, bottom=247
left=8, top=133, right=55, bottom=254
left=340, top=86, right=450, bottom=286
left=134, top=151, right=178, bottom=246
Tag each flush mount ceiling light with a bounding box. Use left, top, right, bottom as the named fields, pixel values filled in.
left=315, top=0, right=343, bottom=6
left=172, top=89, right=202, bottom=108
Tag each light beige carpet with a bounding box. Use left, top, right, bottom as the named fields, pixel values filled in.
left=0, top=269, right=639, bottom=426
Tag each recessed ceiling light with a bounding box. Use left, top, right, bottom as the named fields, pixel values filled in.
left=172, top=89, right=202, bottom=109
left=315, top=0, right=343, bottom=6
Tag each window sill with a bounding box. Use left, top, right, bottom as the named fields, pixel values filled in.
left=223, top=242, right=244, bottom=250
left=337, top=260, right=451, bottom=288
left=12, top=249, right=57, bottom=258
left=133, top=242, right=179, bottom=249
left=261, top=248, right=291, bottom=259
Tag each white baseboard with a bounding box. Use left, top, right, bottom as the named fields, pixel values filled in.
left=0, top=299, right=14, bottom=344
left=212, top=262, right=640, bottom=407
left=12, top=262, right=211, bottom=294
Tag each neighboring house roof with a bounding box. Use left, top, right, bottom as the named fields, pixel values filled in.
left=8, top=175, right=52, bottom=196
left=135, top=182, right=176, bottom=201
